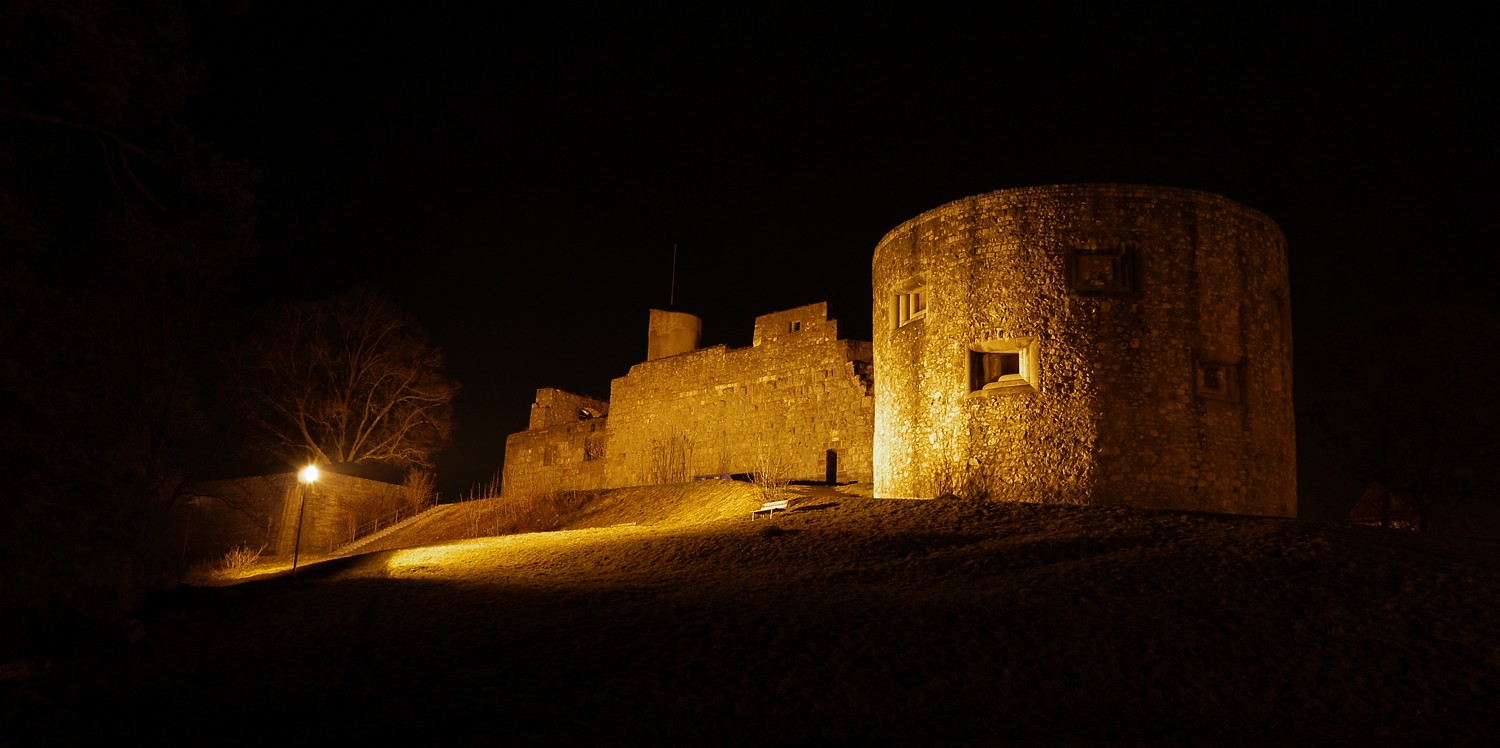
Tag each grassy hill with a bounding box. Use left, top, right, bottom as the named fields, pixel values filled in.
left=344, top=479, right=790, bottom=554
left=3, top=483, right=1498, bottom=747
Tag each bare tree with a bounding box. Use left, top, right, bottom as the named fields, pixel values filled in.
left=401, top=467, right=437, bottom=513
left=234, top=286, right=459, bottom=470
left=1, top=0, right=261, bottom=656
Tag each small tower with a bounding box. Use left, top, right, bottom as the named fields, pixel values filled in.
left=646, top=309, right=702, bottom=361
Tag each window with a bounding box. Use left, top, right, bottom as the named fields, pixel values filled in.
left=968, top=337, right=1038, bottom=395
left=788, top=321, right=801, bottom=333
left=1068, top=245, right=1138, bottom=295
left=1194, top=351, right=1242, bottom=403
left=895, top=286, right=927, bottom=327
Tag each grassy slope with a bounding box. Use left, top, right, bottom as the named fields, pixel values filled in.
left=347, top=480, right=780, bottom=553
left=4, top=484, right=1499, bottom=747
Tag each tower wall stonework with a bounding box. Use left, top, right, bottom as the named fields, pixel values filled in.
left=872, top=184, right=1295, bottom=516
left=647, top=309, right=703, bottom=361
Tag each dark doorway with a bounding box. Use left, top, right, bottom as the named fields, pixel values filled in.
left=825, top=449, right=838, bottom=484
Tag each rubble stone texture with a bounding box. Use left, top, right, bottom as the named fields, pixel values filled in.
left=873, top=184, right=1295, bottom=515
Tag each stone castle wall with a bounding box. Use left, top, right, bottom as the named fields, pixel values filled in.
left=528, top=387, right=609, bottom=429
left=871, top=184, right=1295, bottom=516
left=170, top=470, right=408, bottom=567
left=500, top=414, right=611, bottom=498
left=501, top=303, right=875, bottom=499
left=502, top=184, right=1296, bottom=518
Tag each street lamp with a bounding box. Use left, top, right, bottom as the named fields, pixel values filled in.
left=292, top=464, right=320, bottom=576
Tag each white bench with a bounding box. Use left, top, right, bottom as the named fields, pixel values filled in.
left=751, top=499, right=790, bottom=520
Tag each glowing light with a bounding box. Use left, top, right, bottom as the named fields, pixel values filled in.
left=292, top=464, right=319, bottom=576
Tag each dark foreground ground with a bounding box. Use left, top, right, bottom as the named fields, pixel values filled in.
left=3, top=487, right=1499, bottom=747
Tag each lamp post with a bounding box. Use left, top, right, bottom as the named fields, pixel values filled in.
left=292, top=464, right=320, bottom=577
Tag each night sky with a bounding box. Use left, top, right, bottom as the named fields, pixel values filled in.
left=183, top=3, right=1495, bottom=509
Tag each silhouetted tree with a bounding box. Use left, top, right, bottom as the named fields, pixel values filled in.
left=1302, top=303, right=1500, bottom=533
left=233, top=286, right=459, bottom=472
left=0, top=0, right=258, bottom=657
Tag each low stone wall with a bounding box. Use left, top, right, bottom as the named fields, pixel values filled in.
left=171, top=470, right=408, bottom=568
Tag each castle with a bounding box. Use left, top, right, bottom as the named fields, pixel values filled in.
left=502, top=184, right=1297, bottom=517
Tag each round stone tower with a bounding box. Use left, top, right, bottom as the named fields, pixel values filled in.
left=647, top=309, right=702, bottom=361
left=871, top=184, right=1295, bottom=516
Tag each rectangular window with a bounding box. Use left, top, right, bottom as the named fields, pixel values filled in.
left=1068, top=246, right=1138, bottom=295
left=968, top=337, right=1038, bottom=395
left=895, top=286, right=927, bottom=327
left=1194, top=351, right=1242, bottom=403
left=980, top=351, right=1022, bottom=383
left=788, top=321, right=801, bottom=332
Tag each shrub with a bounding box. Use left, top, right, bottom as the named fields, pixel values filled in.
left=217, top=544, right=265, bottom=574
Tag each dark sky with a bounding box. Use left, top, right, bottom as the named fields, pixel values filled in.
left=184, top=3, right=1496, bottom=506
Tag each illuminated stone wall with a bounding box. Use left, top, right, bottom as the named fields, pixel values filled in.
left=500, top=416, right=610, bottom=498
left=170, top=470, right=407, bottom=567
left=872, top=184, right=1296, bottom=516
left=527, top=387, right=609, bottom=429
left=501, top=303, right=875, bottom=499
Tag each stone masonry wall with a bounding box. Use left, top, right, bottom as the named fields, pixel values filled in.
left=500, top=416, right=610, bottom=499
left=278, top=470, right=409, bottom=557
left=604, top=303, right=874, bottom=489
left=172, top=470, right=407, bottom=567
left=872, top=184, right=1295, bottom=516
left=528, top=387, right=609, bottom=429
left=501, top=303, right=875, bottom=499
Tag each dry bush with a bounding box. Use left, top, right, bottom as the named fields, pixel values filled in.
left=445, top=488, right=600, bottom=540
left=750, top=449, right=793, bottom=504
left=219, top=544, right=265, bottom=572
left=187, top=543, right=266, bottom=583
left=449, top=474, right=597, bottom=538
left=402, top=467, right=437, bottom=512
left=649, top=434, right=693, bottom=484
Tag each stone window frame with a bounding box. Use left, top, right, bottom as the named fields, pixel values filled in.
left=1067, top=243, right=1140, bottom=296
left=967, top=336, right=1039, bottom=396
left=788, top=321, right=802, bottom=333
left=892, top=277, right=928, bottom=329
left=1193, top=349, right=1243, bottom=403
